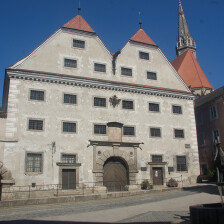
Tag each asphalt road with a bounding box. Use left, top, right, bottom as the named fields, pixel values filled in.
left=0, top=185, right=223, bottom=224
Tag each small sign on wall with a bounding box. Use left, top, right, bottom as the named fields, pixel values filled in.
left=141, top=167, right=147, bottom=171
left=185, top=144, right=191, bottom=148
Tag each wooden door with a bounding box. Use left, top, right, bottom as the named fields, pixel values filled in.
left=62, top=169, right=76, bottom=190
left=152, top=167, right=163, bottom=185
left=103, top=157, right=128, bottom=192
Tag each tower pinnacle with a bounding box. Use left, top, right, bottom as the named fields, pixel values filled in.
left=176, top=0, right=196, bottom=57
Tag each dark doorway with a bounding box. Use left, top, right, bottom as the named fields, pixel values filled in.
left=152, top=167, right=163, bottom=185
left=62, top=169, right=76, bottom=190
left=103, top=157, right=129, bottom=192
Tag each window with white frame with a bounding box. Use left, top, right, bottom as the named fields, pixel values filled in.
left=26, top=153, right=42, bottom=173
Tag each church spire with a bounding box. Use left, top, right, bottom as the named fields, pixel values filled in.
left=176, top=0, right=196, bottom=57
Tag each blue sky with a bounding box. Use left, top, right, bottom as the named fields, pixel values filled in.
left=0, top=0, right=223, bottom=107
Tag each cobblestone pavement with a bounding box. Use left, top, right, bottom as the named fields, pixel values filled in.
left=0, top=185, right=223, bottom=224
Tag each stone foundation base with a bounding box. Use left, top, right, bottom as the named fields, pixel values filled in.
left=127, top=185, right=141, bottom=191
left=94, top=186, right=107, bottom=194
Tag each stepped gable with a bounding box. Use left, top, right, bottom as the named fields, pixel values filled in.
left=63, top=14, right=95, bottom=33
left=130, top=28, right=157, bottom=46
left=171, top=50, right=213, bottom=89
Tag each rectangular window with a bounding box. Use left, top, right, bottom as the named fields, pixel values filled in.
left=152, top=155, right=162, bottom=163
left=147, top=72, right=157, bottom=80
left=123, top=126, right=135, bottom=136
left=172, top=105, right=182, bottom=114
left=63, top=122, right=76, bottom=133
left=73, top=39, right=85, bottom=48
left=94, top=63, right=106, bottom=73
left=30, top=90, right=44, bottom=101
left=26, top=153, right=42, bottom=172
left=122, top=100, right=134, bottom=110
left=64, top=58, right=77, bottom=68
left=149, top=103, right=159, bottom=112
left=62, top=154, right=76, bottom=164
left=177, top=156, right=187, bottom=171
left=28, top=119, right=43, bottom=131
left=174, top=129, right=184, bottom=138
left=94, top=125, right=106, bottom=134
left=210, top=105, right=218, bottom=120
left=64, top=94, right=77, bottom=104
left=150, top=128, right=161, bottom=137
left=94, top=97, right=106, bottom=107
left=139, top=51, right=149, bottom=60
left=121, top=67, right=132, bottom=76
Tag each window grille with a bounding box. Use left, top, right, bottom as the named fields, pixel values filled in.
left=152, top=155, right=162, bottom=163
left=94, top=125, right=106, bottom=134
left=149, top=103, right=159, bottom=112
left=139, top=51, right=149, bottom=60
left=177, top=156, right=187, bottom=171
left=123, top=126, right=135, bottom=136
left=94, top=97, right=106, bottom=107
left=63, top=122, right=76, bottom=133
left=64, top=58, right=77, bottom=68
left=64, top=94, right=77, bottom=104
left=174, top=129, right=184, bottom=138
left=62, top=154, right=76, bottom=164
left=147, top=72, right=157, bottom=80
left=73, top=39, right=85, bottom=48
left=121, top=67, right=132, bottom=76
left=30, top=90, right=44, bottom=101
left=122, top=100, right=134, bottom=109
left=150, top=128, right=161, bottom=137
left=94, top=63, right=106, bottom=72
left=28, top=120, right=43, bottom=131
left=26, top=153, right=42, bottom=172
left=172, top=105, right=182, bottom=114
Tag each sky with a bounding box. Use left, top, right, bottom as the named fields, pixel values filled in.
left=0, top=0, right=223, bottom=107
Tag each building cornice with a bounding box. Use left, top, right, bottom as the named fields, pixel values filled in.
left=6, top=69, right=194, bottom=100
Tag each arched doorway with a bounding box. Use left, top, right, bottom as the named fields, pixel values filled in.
left=103, top=157, right=129, bottom=192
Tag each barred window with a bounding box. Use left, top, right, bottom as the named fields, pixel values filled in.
left=28, top=119, right=43, bottom=131
left=30, top=90, right=44, bottom=101
left=150, top=128, right=161, bottom=137
left=174, top=129, right=184, bottom=138
left=26, top=153, right=42, bottom=172
left=172, top=105, right=182, bottom=114
left=94, top=97, right=106, bottom=107
left=147, top=72, right=157, bottom=80
left=152, top=155, right=162, bottom=163
left=177, top=156, right=187, bottom=171
left=94, top=63, right=106, bottom=73
left=121, top=67, right=132, bottom=76
left=123, top=126, right=135, bottom=136
left=149, top=103, right=159, bottom=112
left=73, top=39, right=85, bottom=48
left=139, top=51, right=149, bottom=60
left=64, top=58, right=77, bottom=68
left=62, top=154, right=76, bottom=164
left=122, top=100, right=134, bottom=109
left=64, top=94, right=77, bottom=104
left=94, top=125, right=106, bottom=134
left=63, top=122, right=76, bottom=133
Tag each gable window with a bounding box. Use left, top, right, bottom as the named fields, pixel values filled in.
left=139, top=51, right=149, bottom=60
left=26, top=153, right=42, bottom=173
left=121, top=67, right=132, bottom=76
left=64, top=94, right=77, bottom=104
left=122, top=100, right=134, bottom=110
left=172, top=105, right=182, bottom=114
left=73, top=39, right=85, bottom=49
left=94, top=97, right=106, bottom=107
left=94, top=63, right=106, bottom=73
left=62, top=154, right=76, bottom=164
left=149, top=103, right=159, bottom=112
left=176, top=156, right=187, bottom=171
left=28, top=119, right=43, bottom=131
left=64, top=58, right=77, bottom=68
left=150, top=128, right=161, bottom=137
left=210, top=105, right=218, bottom=120
left=152, top=155, right=162, bottom=163
left=30, top=90, right=44, bottom=101
left=123, top=126, right=135, bottom=136
left=147, top=72, right=157, bottom=80
left=174, top=129, right=184, bottom=138
left=94, top=124, right=106, bottom=135
left=63, top=122, right=76, bottom=133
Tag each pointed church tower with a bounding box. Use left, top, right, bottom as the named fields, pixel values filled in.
left=176, top=0, right=196, bottom=57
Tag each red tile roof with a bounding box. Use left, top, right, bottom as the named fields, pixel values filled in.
left=130, top=28, right=156, bottom=46
left=63, top=15, right=95, bottom=33
left=171, top=50, right=213, bottom=89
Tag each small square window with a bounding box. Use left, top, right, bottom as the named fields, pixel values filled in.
left=122, top=100, right=134, bottom=110
left=177, top=156, right=187, bottom=171
left=94, top=97, right=106, bottom=107
left=174, top=129, right=184, bottom=138
left=94, top=125, right=106, bottom=134
left=123, top=126, right=135, bottom=136
left=63, top=122, right=76, bottom=133
left=152, top=155, right=162, bottom=163
left=173, top=105, right=182, bottom=114
left=30, top=90, right=44, bottom=101
left=64, top=94, right=77, bottom=104
left=149, top=103, right=159, bottom=112
left=28, top=119, right=43, bottom=131
left=62, top=154, right=76, bottom=164
left=26, top=153, right=42, bottom=172
left=147, top=72, right=157, bottom=80
left=64, top=58, right=77, bottom=68
left=94, top=63, right=106, bottom=73
left=121, top=67, right=132, bottom=76
left=150, top=128, right=161, bottom=137
left=73, top=39, right=85, bottom=48
left=139, top=51, right=149, bottom=60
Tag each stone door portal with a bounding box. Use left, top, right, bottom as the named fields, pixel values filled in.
left=62, top=169, right=76, bottom=190
left=152, top=167, right=163, bottom=185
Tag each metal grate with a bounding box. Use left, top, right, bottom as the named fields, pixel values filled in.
left=149, top=103, right=159, bottom=112
left=139, top=51, right=149, bottom=60
left=94, top=63, right=106, bottom=72
left=123, top=126, right=135, bottom=136
left=121, top=67, right=132, bottom=76
left=26, top=153, right=42, bottom=172
left=64, top=94, right=77, bottom=104
left=64, top=58, right=77, bottom=68
left=73, top=39, right=85, bottom=48
left=30, top=90, right=44, bottom=101
left=150, top=128, right=161, bottom=137
left=147, top=72, right=157, bottom=80
left=28, top=120, right=43, bottom=130
left=94, top=125, right=106, bottom=134
left=94, top=97, right=106, bottom=107
left=63, top=122, right=76, bottom=133
left=177, top=156, right=187, bottom=171
left=62, top=154, right=76, bottom=164
left=122, top=100, right=134, bottom=109
left=173, top=105, right=182, bottom=114
left=174, top=129, right=184, bottom=138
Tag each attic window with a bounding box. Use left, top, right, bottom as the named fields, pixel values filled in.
left=64, top=58, right=77, bottom=68
left=147, top=71, right=157, bottom=80
left=139, top=51, right=149, bottom=60
left=121, top=67, right=132, bottom=76
left=73, top=39, right=85, bottom=49
left=94, top=63, right=106, bottom=73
